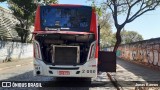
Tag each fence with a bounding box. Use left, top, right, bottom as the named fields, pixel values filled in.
left=0, top=40, right=33, bottom=63
left=116, top=37, right=160, bottom=67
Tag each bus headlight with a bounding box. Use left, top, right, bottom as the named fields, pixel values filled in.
left=34, top=41, right=42, bottom=60
left=89, top=43, right=96, bottom=59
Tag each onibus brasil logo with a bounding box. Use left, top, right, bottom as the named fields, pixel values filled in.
left=1, top=82, right=42, bottom=87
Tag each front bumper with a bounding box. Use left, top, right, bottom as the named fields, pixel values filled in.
left=33, top=59, right=97, bottom=78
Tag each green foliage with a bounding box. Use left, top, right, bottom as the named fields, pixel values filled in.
left=15, top=24, right=30, bottom=43
left=99, top=14, right=113, bottom=48
left=36, top=0, right=58, bottom=4
left=0, top=0, right=6, bottom=2
left=88, top=0, right=113, bottom=48
left=112, top=30, right=143, bottom=44
left=122, top=30, right=143, bottom=44
left=8, top=0, right=37, bottom=42
left=90, top=0, right=102, bottom=16
left=9, top=0, right=36, bottom=21
left=45, top=0, right=58, bottom=4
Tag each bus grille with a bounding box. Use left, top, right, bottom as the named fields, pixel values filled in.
left=52, top=46, right=79, bottom=65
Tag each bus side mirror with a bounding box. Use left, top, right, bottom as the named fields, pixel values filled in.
left=97, top=25, right=116, bottom=72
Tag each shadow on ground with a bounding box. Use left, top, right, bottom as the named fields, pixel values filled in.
left=1, top=71, right=113, bottom=90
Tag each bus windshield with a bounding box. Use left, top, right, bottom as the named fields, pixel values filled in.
left=40, top=6, right=92, bottom=32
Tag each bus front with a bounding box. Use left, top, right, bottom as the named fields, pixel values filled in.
left=33, top=4, right=98, bottom=78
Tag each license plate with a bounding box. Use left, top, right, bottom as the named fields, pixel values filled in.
left=58, top=71, right=70, bottom=75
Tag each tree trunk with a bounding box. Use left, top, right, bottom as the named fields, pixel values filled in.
left=21, top=36, right=23, bottom=43
left=23, top=18, right=29, bottom=43
left=113, top=28, right=122, bottom=52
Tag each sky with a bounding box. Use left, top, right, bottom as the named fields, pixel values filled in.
left=0, top=0, right=160, bottom=40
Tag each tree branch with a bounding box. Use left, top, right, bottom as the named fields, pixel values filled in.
left=105, top=0, right=114, bottom=14
left=129, top=2, right=159, bottom=22
left=112, top=0, right=119, bottom=28
left=130, top=0, right=141, bottom=7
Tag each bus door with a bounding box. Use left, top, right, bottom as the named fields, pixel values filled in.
left=98, top=51, right=116, bottom=72
left=97, top=26, right=116, bottom=72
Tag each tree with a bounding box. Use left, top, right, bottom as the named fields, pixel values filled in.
left=36, top=0, right=58, bottom=5
left=9, top=0, right=37, bottom=43
left=100, top=23, right=113, bottom=48
left=0, top=0, right=58, bottom=43
left=90, top=0, right=113, bottom=48
left=90, top=0, right=160, bottom=52
left=117, top=30, right=143, bottom=44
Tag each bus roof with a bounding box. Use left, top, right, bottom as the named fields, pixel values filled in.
left=46, top=4, right=91, bottom=8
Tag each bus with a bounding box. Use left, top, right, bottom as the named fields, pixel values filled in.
left=33, top=4, right=116, bottom=78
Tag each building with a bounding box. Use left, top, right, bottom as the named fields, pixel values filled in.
left=0, top=6, right=19, bottom=41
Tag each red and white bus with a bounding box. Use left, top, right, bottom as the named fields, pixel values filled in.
left=33, top=4, right=116, bottom=78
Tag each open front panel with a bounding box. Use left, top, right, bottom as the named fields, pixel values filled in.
left=98, top=51, right=116, bottom=72
left=34, top=33, right=95, bottom=64
left=52, top=46, right=80, bottom=65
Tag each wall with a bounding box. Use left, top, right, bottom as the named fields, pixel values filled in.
left=116, top=38, right=160, bottom=67
left=0, top=40, right=33, bottom=63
